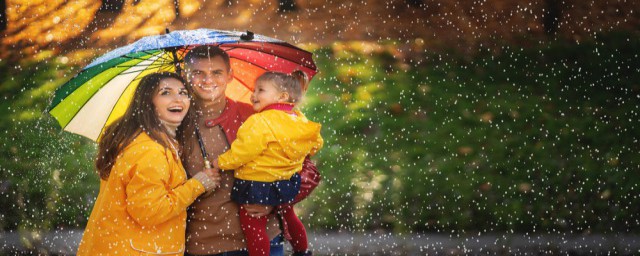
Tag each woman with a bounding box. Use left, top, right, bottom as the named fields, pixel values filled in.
left=77, top=72, right=219, bottom=255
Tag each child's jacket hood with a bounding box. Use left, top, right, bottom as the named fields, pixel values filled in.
left=261, top=109, right=322, bottom=161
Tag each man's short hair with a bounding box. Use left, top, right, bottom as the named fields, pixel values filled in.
left=183, top=45, right=231, bottom=71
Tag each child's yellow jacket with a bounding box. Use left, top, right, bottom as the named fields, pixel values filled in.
left=77, top=132, right=205, bottom=256
left=218, top=109, right=323, bottom=182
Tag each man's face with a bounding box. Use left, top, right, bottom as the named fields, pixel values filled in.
left=184, top=56, right=233, bottom=103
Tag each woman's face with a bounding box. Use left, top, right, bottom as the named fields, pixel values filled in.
left=152, top=78, right=190, bottom=124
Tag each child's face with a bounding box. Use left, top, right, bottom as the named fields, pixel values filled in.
left=251, top=80, right=287, bottom=112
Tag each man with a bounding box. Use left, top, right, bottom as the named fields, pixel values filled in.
left=179, top=45, right=318, bottom=256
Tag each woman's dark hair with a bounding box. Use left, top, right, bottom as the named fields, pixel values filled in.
left=255, top=70, right=309, bottom=103
left=95, top=72, right=188, bottom=180
left=176, top=81, right=202, bottom=168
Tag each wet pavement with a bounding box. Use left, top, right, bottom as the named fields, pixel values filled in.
left=2, top=230, right=640, bottom=255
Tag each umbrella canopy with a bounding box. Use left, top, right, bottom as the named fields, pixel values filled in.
left=48, top=29, right=317, bottom=141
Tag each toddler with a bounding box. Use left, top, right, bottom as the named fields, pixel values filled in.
left=213, top=71, right=323, bottom=256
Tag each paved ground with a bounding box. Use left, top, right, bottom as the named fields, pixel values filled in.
left=2, top=230, right=639, bottom=255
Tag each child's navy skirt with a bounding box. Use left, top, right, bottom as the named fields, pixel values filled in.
left=231, top=173, right=301, bottom=206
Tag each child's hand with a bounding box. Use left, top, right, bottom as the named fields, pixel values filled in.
left=212, top=159, right=219, bottom=169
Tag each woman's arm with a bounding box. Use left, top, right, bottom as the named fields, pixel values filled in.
left=125, top=148, right=206, bottom=226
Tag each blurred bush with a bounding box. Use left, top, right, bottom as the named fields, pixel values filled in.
left=0, top=57, right=98, bottom=236
left=301, top=31, right=640, bottom=234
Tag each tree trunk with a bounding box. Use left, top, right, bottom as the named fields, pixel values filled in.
left=543, top=0, right=562, bottom=36
left=278, top=0, right=297, bottom=12
left=1, top=0, right=6, bottom=31
left=174, top=0, right=180, bottom=17
left=99, top=0, right=125, bottom=13
left=406, top=0, right=424, bottom=8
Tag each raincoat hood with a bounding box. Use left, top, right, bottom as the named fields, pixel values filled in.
left=262, top=109, right=322, bottom=161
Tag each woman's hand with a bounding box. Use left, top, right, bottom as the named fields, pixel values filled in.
left=203, top=167, right=221, bottom=188
left=193, top=168, right=221, bottom=192
left=243, top=204, right=273, bottom=217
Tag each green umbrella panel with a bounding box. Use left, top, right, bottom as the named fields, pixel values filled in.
left=48, top=50, right=176, bottom=141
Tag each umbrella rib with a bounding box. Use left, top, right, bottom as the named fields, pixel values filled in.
left=116, top=64, right=167, bottom=74
left=119, top=69, right=151, bottom=75
left=155, top=51, right=176, bottom=62
left=114, top=55, right=175, bottom=71
left=96, top=55, right=167, bottom=137
left=120, top=50, right=176, bottom=65
left=173, top=49, right=189, bottom=76
left=177, top=48, right=188, bottom=63
left=232, top=71, right=257, bottom=92
left=64, top=53, right=165, bottom=132
left=229, top=56, right=301, bottom=75
left=230, top=56, right=265, bottom=70
left=61, top=69, right=141, bottom=131
left=119, top=60, right=173, bottom=68
left=229, top=49, right=314, bottom=71
left=114, top=63, right=165, bottom=69
left=122, top=51, right=159, bottom=61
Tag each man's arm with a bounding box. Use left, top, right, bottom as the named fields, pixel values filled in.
left=291, top=156, right=320, bottom=205
left=243, top=204, right=273, bottom=217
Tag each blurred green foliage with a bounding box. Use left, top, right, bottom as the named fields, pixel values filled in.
left=0, top=31, right=638, bottom=237
left=0, top=57, right=98, bottom=235
left=301, top=31, right=640, bottom=234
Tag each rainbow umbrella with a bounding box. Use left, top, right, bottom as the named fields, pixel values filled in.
left=48, top=29, right=317, bottom=141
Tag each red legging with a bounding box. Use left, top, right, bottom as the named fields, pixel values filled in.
left=239, top=205, right=308, bottom=256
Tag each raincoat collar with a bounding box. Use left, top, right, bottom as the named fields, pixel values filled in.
left=261, top=103, right=295, bottom=113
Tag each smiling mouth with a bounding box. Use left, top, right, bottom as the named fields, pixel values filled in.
left=199, top=85, right=217, bottom=91
left=168, top=106, right=184, bottom=113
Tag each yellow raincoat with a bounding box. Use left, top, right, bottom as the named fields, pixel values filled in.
left=77, top=132, right=205, bottom=256
left=218, top=109, right=323, bottom=182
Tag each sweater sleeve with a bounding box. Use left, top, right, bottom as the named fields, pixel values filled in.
left=218, top=114, right=269, bottom=170
left=125, top=148, right=205, bottom=226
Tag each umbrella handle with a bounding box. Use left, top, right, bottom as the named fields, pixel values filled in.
left=201, top=159, right=216, bottom=197
left=195, top=125, right=211, bottom=168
